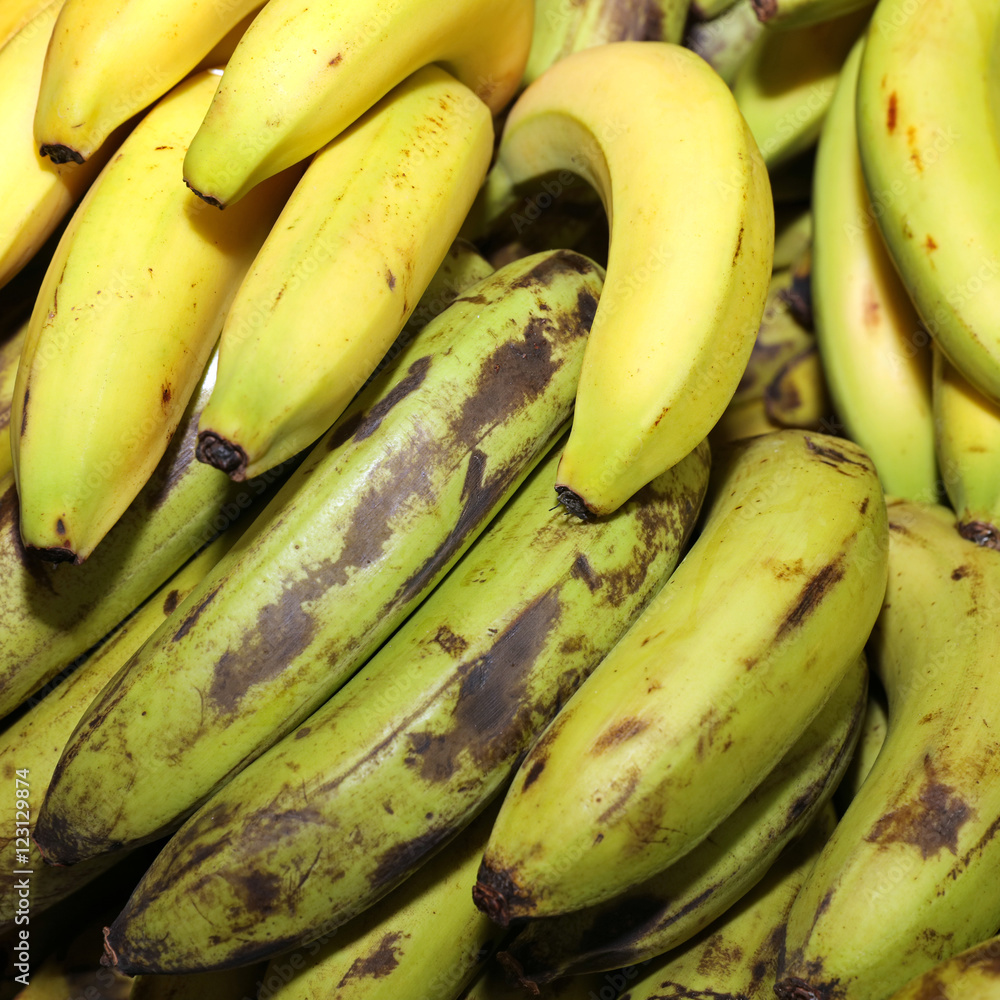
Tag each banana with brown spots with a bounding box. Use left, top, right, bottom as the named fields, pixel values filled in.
left=473, top=428, right=888, bottom=923
left=882, top=935, right=1000, bottom=1000
left=775, top=498, right=1000, bottom=1000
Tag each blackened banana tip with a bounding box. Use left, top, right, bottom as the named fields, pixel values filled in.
left=39, top=142, right=84, bottom=165
left=472, top=879, right=510, bottom=927
left=196, top=431, right=247, bottom=480
left=554, top=485, right=593, bottom=520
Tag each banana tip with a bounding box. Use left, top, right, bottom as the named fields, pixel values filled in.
left=101, top=926, right=119, bottom=969
left=39, top=143, right=84, bottom=165
left=773, top=977, right=824, bottom=1000
left=183, top=178, right=225, bottom=209
left=958, top=520, right=1000, bottom=550
left=196, top=431, right=247, bottom=480
left=554, top=485, right=594, bottom=521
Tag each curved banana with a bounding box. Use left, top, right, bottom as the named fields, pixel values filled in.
left=95, top=426, right=709, bottom=973
left=884, top=936, right=1000, bottom=1000
left=496, top=652, right=866, bottom=986
left=33, top=0, right=266, bottom=165
left=812, top=35, right=936, bottom=503
left=0, top=320, right=26, bottom=481
left=181, top=0, right=533, bottom=208
left=473, top=429, right=888, bottom=922
left=0, top=0, right=116, bottom=291
left=732, top=4, right=872, bottom=170
left=933, top=347, right=1000, bottom=549
left=486, top=40, right=773, bottom=517
left=12, top=70, right=300, bottom=562
left=683, top=0, right=765, bottom=86
left=0, top=0, right=58, bottom=48
left=33, top=251, right=603, bottom=869
left=832, top=672, right=887, bottom=814
left=195, top=65, right=494, bottom=481
left=856, top=0, right=1000, bottom=406
left=776, top=498, right=1000, bottom=1000
left=751, top=0, right=874, bottom=29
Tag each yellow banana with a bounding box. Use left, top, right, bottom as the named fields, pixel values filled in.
left=95, top=425, right=709, bottom=973
left=181, top=0, right=533, bottom=208
left=495, top=653, right=866, bottom=986
left=884, top=936, right=1000, bottom=1000
left=812, top=35, right=936, bottom=503
left=751, top=0, right=874, bottom=29
left=33, top=250, right=604, bottom=869
left=933, top=347, right=1000, bottom=549
left=0, top=320, right=27, bottom=481
left=683, top=0, right=765, bottom=86
left=195, top=65, right=494, bottom=481
left=856, top=0, right=1000, bottom=406
left=483, top=40, right=773, bottom=517
left=0, top=0, right=58, bottom=48
left=763, top=344, right=830, bottom=430
left=0, top=347, right=294, bottom=720
left=474, top=429, right=888, bottom=922
left=33, top=0, right=266, bottom=165
left=776, top=498, right=1000, bottom=1000
left=12, top=70, right=300, bottom=562
left=731, top=4, right=873, bottom=170
left=0, top=0, right=117, bottom=291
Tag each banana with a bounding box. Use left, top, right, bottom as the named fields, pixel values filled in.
left=33, top=0, right=266, bottom=165
left=884, top=936, right=1000, bottom=1000
left=683, top=0, right=765, bottom=86
left=32, top=250, right=604, bottom=869
left=811, top=35, right=936, bottom=503
left=763, top=344, right=830, bottom=430
left=773, top=203, right=812, bottom=270
left=180, top=0, right=533, bottom=209
left=775, top=498, right=1000, bottom=1000
left=604, top=805, right=838, bottom=1000
left=731, top=5, right=872, bottom=171
left=256, top=803, right=504, bottom=1000
left=494, top=652, right=866, bottom=987
left=832, top=671, right=887, bottom=815
left=750, top=0, right=874, bottom=29
left=0, top=321, right=27, bottom=481
left=194, top=65, right=494, bottom=481
left=0, top=524, right=245, bottom=930
left=129, top=965, right=267, bottom=1000
left=483, top=40, right=773, bottom=517
left=473, top=428, right=888, bottom=922
left=933, top=347, right=1000, bottom=549
left=0, top=0, right=118, bottom=291
left=0, top=0, right=58, bottom=49
left=691, top=0, right=740, bottom=18
left=95, top=425, right=710, bottom=973
left=856, top=0, right=1000, bottom=407
left=12, top=69, right=301, bottom=563
left=0, top=347, right=295, bottom=720
left=459, top=963, right=621, bottom=1000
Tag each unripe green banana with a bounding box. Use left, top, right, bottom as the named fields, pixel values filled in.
left=474, top=429, right=888, bottom=922
left=883, top=935, right=1000, bottom=1000
left=97, top=423, right=710, bottom=973
left=750, top=0, right=874, bottom=29
left=0, top=348, right=295, bottom=720
left=776, top=498, right=1000, bottom=1000
left=496, top=651, right=866, bottom=986
left=832, top=673, right=887, bottom=815
left=0, top=320, right=26, bottom=481
left=34, top=250, right=603, bottom=868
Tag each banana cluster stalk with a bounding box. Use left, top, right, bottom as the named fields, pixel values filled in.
left=12, top=69, right=302, bottom=563
left=96, top=422, right=709, bottom=973
left=811, top=35, right=936, bottom=504
left=181, top=0, right=533, bottom=208
left=195, top=64, right=494, bottom=481
left=487, top=40, right=773, bottom=517
left=496, top=652, right=866, bottom=986
left=776, top=498, right=1000, bottom=1000
left=33, top=250, right=603, bottom=869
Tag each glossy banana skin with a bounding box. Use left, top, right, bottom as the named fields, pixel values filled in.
left=33, top=250, right=603, bottom=869
left=96, top=426, right=710, bottom=974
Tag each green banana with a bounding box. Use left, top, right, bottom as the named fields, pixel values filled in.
left=832, top=671, right=887, bottom=815
left=128, top=965, right=267, bottom=1000
left=773, top=203, right=812, bottom=271
left=776, top=498, right=1000, bottom=1000
left=732, top=5, right=873, bottom=170
left=495, top=651, right=866, bottom=987
left=459, top=963, right=622, bottom=1000
left=474, top=429, right=888, bottom=922
left=0, top=348, right=294, bottom=720
left=96, top=424, right=710, bottom=973
left=0, top=319, right=26, bottom=481
left=750, top=0, right=874, bottom=29
left=181, top=0, right=533, bottom=208
left=683, top=0, right=765, bottom=86
left=933, top=346, right=1000, bottom=549
left=855, top=0, right=1000, bottom=407
left=812, top=35, right=936, bottom=503
left=33, top=250, right=603, bottom=868
left=883, top=936, right=1000, bottom=1000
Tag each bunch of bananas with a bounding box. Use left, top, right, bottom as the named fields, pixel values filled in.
left=2, top=0, right=1000, bottom=999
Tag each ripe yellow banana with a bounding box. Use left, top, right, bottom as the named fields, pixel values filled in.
left=812, top=35, right=936, bottom=503
left=0, top=320, right=26, bottom=481
left=751, top=0, right=874, bottom=29
left=95, top=425, right=710, bottom=973
left=485, top=40, right=773, bottom=517
left=856, top=0, right=1000, bottom=407
left=181, top=0, right=533, bottom=208
left=496, top=652, right=866, bottom=987
left=731, top=4, right=872, bottom=170
left=683, top=0, right=765, bottom=86
left=776, top=498, right=1000, bottom=1000
left=933, top=347, right=1000, bottom=549
left=12, top=69, right=300, bottom=563
left=33, top=250, right=603, bottom=869
left=884, top=936, right=1000, bottom=1000
left=474, top=429, right=888, bottom=922
left=0, top=347, right=294, bottom=720
left=195, top=65, right=494, bottom=481
left=0, top=0, right=58, bottom=48
left=33, top=0, right=266, bottom=164
left=0, top=0, right=116, bottom=291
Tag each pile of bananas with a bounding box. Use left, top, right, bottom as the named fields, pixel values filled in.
left=2, top=0, right=1000, bottom=998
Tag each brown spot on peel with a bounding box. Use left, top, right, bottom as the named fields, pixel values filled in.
left=887, top=92, right=898, bottom=133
